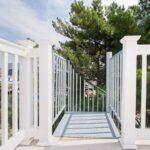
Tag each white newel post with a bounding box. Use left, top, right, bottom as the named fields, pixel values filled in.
left=106, top=52, right=112, bottom=112
left=38, top=42, right=53, bottom=145
left=19, top=54, right=33, bottom=143
left=120, top=36, right=140, bottom=149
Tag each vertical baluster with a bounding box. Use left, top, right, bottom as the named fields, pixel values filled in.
left=141, top=54, right=147, bottom=129
left=52, top=55, right=55, bottom=119
left=62, top=60, right=64, bottom=107
left=76, top=73, right=78, bottom=112
left=63, top=60, right=65, bottom=107
left=56, top=56, right=58, bottom=114
left=59, top=58, right=62, bottom=111
left=58, top=58, right=60, bottom=113
left=59, top=58, right=60, bottom=112
left=52, top=54, right=54, bottom=121
left=79, top=76, right=81, bottom=112
left=117, top=55, right=119, bottom=117
left=114, top=56, right=116, bottom=114
left=54, top=56, right=56, bottom=118
left=67, top=61, right=70, bottom=112
left=112, top=58, right=115, bottom=119
left=33, top=57, right=38, bottom=128
left=110, top=60, right=112, bottom=114
left=59, top=58, right=61, bottom=113
left=1, top=52, right=8, bottom=145
left=12, top=55, right=19, bottom=135
left=116, top=55, right=118, bottom=116
left=120, top=53, right=122, bottom=118
left=88, top=83, right=89, bottom=112
left=56, top=57, right=58, bottom=114
left=109, top=60, right=112, bottom=114
left=112, top=58, right=114, bottom=114
left=60, top=59, right=63, bottom=110
left=113, top=58, right=115, bottom=115
left=72, top=69, right=74, bottom=112
left=118, top=54, right=120, bottom=118
left=62, top=60, right=64, bottom=108
left=70, top=65, right=72, bottom=111
left=83, top=80, right=85, bottom=112
left=92, top=87, right=94, bottom=112
left=115, top=56, right=117, bottom=116
left=102, top=94, right=104, bottom=112
left=111, top=60, right=113, bottom=113
left=59, top=59, right=61, bottom=111
left=97, top=90, right=99, bottom=112
left=63, top=60, right=65, bottom=108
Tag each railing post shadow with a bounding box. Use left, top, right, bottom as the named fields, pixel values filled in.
left=37, top=41, right=53, bottom=145
left=120, top=36, right=141, bottom=149
left=106, top=52, right=112, bottom=113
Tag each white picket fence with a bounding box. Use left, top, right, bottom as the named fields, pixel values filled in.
left=107, top=36, right=150, bottom=149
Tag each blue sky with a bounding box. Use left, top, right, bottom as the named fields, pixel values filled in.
left=0, top=0, right=138, bottom=46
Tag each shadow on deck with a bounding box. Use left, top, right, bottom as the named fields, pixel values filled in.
left=53, top=112, right=120, bottom=139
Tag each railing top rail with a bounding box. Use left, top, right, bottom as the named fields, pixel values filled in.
left=97, top=86, right=106, bottom=94
left=110, top=50, right=122, bottom=60
left=137, top=44, right=150, bottom=55
left=0, top=38, right=39, bottom=57
left=53, top=52, right=66, bottom=61
left=86, top=80, right=106, bottom=94
left=0, top=38, right=26, bottom=50
left=0, top=38, right=27, bottom=56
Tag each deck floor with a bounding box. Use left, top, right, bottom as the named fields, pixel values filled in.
left=53, top=112, right=120, bottom=139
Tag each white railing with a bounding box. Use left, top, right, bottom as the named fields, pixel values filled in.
left=66, top=60, right=106, bottom=113
left=0, top=38, right=106, bottom=150
left=1, top=35, right=150, bottom=150
left=52, top=53, right=66, bottom=124
left=32, top=57, right=39, bottom=129
left=107, top=36, right=150, bottom=149
left=0, top=39, right=34, bottom=150
left=108, top=51, right=122, bottom=124
left=0, top=39, right=41, bottom=150
left=136, top=44, right=150, bottom=140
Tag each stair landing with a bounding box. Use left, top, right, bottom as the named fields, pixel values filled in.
left=53, top=112, right=120, bottom=139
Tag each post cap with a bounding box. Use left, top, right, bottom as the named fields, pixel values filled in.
left=120, top=35, right=141, bottom=44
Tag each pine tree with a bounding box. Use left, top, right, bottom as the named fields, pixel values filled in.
left=52, top=0, right=140, bottom=86
left=138, top=0, right=150, bottom=43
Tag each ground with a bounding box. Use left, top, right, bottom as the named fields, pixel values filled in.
left=16, top=138, right=150, bottom=150
left=16, top=112, right=150, bottom=150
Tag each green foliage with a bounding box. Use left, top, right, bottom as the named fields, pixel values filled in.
left=138, top=0, right=150, bottom=43
left=52, top=0, right=149, bottom=86
left=8, top=93, right=13, bottom=137
left=137, top=67, right=150, bottom=127
left=138, top=0, right=150, bottom=22
left=106, top=3, right=140, bottom=53
left=136, top=68, right=142, bottom=111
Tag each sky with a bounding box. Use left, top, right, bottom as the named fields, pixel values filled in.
left=0, top=0, right=139, bottom=46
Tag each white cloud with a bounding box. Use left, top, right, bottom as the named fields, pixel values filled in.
left=0, top=0, right=139, bottom=46
left=0, top=0, right=66, bottom=45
